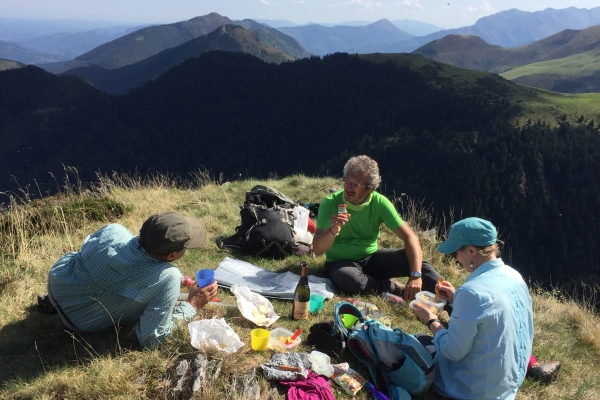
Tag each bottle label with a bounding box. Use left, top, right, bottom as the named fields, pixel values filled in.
left=293, top=301, right=310, bottom=319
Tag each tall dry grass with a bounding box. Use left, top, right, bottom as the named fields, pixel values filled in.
left=1, top=171, right=599, bottom=399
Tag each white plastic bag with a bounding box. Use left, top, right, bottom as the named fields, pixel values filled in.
left=188, top=318, right=244, bottom=354
left=292, top=206, right=313, bottom=245
left=231, top=285, right=280, bottom=327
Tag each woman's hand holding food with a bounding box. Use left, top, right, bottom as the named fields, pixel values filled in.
left=413, top=301, right=437, bottom=324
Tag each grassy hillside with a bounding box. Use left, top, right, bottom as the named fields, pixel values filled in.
left=0, top=58, right=23, bottom=71
left=359, top=53, right=600, bottom=126
left=500, top=48, right=600, bottom=93
left=1, top=173, right=599, bottom=399
left=412, top=25, right=600, bottom=92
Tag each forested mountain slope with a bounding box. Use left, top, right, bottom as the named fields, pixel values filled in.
left=60, top=24, right=306, bottom=95
left=0, top=52, right=599, bottom=295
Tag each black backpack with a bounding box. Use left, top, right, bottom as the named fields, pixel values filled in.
left=244, top=185, right=296, bottom=209
left=217, top=186, right=297, bottom=259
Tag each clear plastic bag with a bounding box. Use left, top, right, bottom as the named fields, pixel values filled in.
left=188, top=317, right=244, bottom=354
left=231, top=285, right=280, bottom=327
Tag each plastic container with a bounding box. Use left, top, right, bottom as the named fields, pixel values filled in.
left=382, top=291, right=405, bottom=305
left=409, top=290, right=446, bottom=313
left=333, top=367, right=367, bottom=395
left=269, top=327, right=302, bottom=352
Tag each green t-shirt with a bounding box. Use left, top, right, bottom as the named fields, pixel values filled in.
left=316, top=190, right=403, bottom=262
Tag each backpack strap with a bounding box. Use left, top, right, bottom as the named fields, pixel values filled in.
left=254, top=240, right=294, bottom=257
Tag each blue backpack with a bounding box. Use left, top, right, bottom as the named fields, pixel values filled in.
left=335, top=303, right=435, bottom=400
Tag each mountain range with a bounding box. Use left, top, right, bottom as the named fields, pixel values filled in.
left=61, top=24, right=310, bottom=95
left=357, top=6, right=600, bottom=53
left=276, top=19, right=412, bottom=56
left=0, top=40, right=63, bottom=64
left=258, top=18, right=441, bottom=35
left=19, top=25, right=146, bottom=60
left=41, top=13, right=310, bottom=74
left=0, top=7, right=600, bottom=68
left=2, top=7, right=600, bottom=96
left=412, top=24, right=600, bottom=93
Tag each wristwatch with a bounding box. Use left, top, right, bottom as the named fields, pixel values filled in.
left=410, top=270, right=422, bottom=279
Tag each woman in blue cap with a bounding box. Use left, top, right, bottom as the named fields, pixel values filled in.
left=413, top=217, right=535, bottom=400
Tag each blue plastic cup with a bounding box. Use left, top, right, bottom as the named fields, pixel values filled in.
left=196, top=269, right=215, bottom=288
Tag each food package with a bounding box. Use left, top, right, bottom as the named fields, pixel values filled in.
left=231, top=285, right=280, bottom=327
left=188, top=317, right=244, bottom=354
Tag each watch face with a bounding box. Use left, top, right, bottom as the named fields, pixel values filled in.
left=411, top=271, right=421, bottom=278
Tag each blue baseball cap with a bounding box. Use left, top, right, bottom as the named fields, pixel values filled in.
left=438, top=217, right=497, bottom=254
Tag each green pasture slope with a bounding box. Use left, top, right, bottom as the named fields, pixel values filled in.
left=360, top=53, right=600, bottom=127
left=500, top=48, right=600, bottom=94
left=0, top=58, right=23, bottom=71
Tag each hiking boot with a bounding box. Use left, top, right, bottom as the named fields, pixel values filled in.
left=389, top=279, right=405, bottom=297
left=527, top=360, right=561, bottom=384
left=37, top=293, right=57, bottom=314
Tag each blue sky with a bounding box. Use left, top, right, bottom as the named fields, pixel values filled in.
left=1, top=0, right=598, bottom=28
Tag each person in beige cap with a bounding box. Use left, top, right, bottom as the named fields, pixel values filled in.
left=45, top=211, right=217, bottom=348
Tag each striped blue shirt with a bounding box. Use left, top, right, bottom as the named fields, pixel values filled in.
left=432, top=258, right=534, bottom=400
left=48, top=223, right=196, bottom=348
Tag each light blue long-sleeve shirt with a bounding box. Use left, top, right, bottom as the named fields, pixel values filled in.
left=432, top=258, right=534, bottom=400
left=48, top=223, right=197, bottom=348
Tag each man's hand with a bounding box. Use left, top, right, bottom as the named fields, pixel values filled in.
left=404, top=277, right=422, bottom=301
left=436, top=280, right=455, bottom=303
left=186, top=281, right=218, bottom=311
left=329, top=212, right=350, bottom=235
left=313, top=213, right=350, bottom=256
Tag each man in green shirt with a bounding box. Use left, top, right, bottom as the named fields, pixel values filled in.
left=314, top=155, right=442, bottom=301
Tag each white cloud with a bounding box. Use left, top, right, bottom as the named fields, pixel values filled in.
left=466, top=1, right=496, bottom=14
left=336, top=0, right=383, bottom=10
left=398, top=0, right=423, bottom=10
left=293, top=0, right=305, bottom=4
left=259, top=0, right=280, bottom=6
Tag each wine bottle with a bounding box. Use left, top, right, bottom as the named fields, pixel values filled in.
left=292, top=262, right=310, bottom=320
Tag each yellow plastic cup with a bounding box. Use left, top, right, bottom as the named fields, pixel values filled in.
left=251, top=328, right=270, bottom=351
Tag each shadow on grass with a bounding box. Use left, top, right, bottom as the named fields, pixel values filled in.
left=0, top=304, right=140, bottom=387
